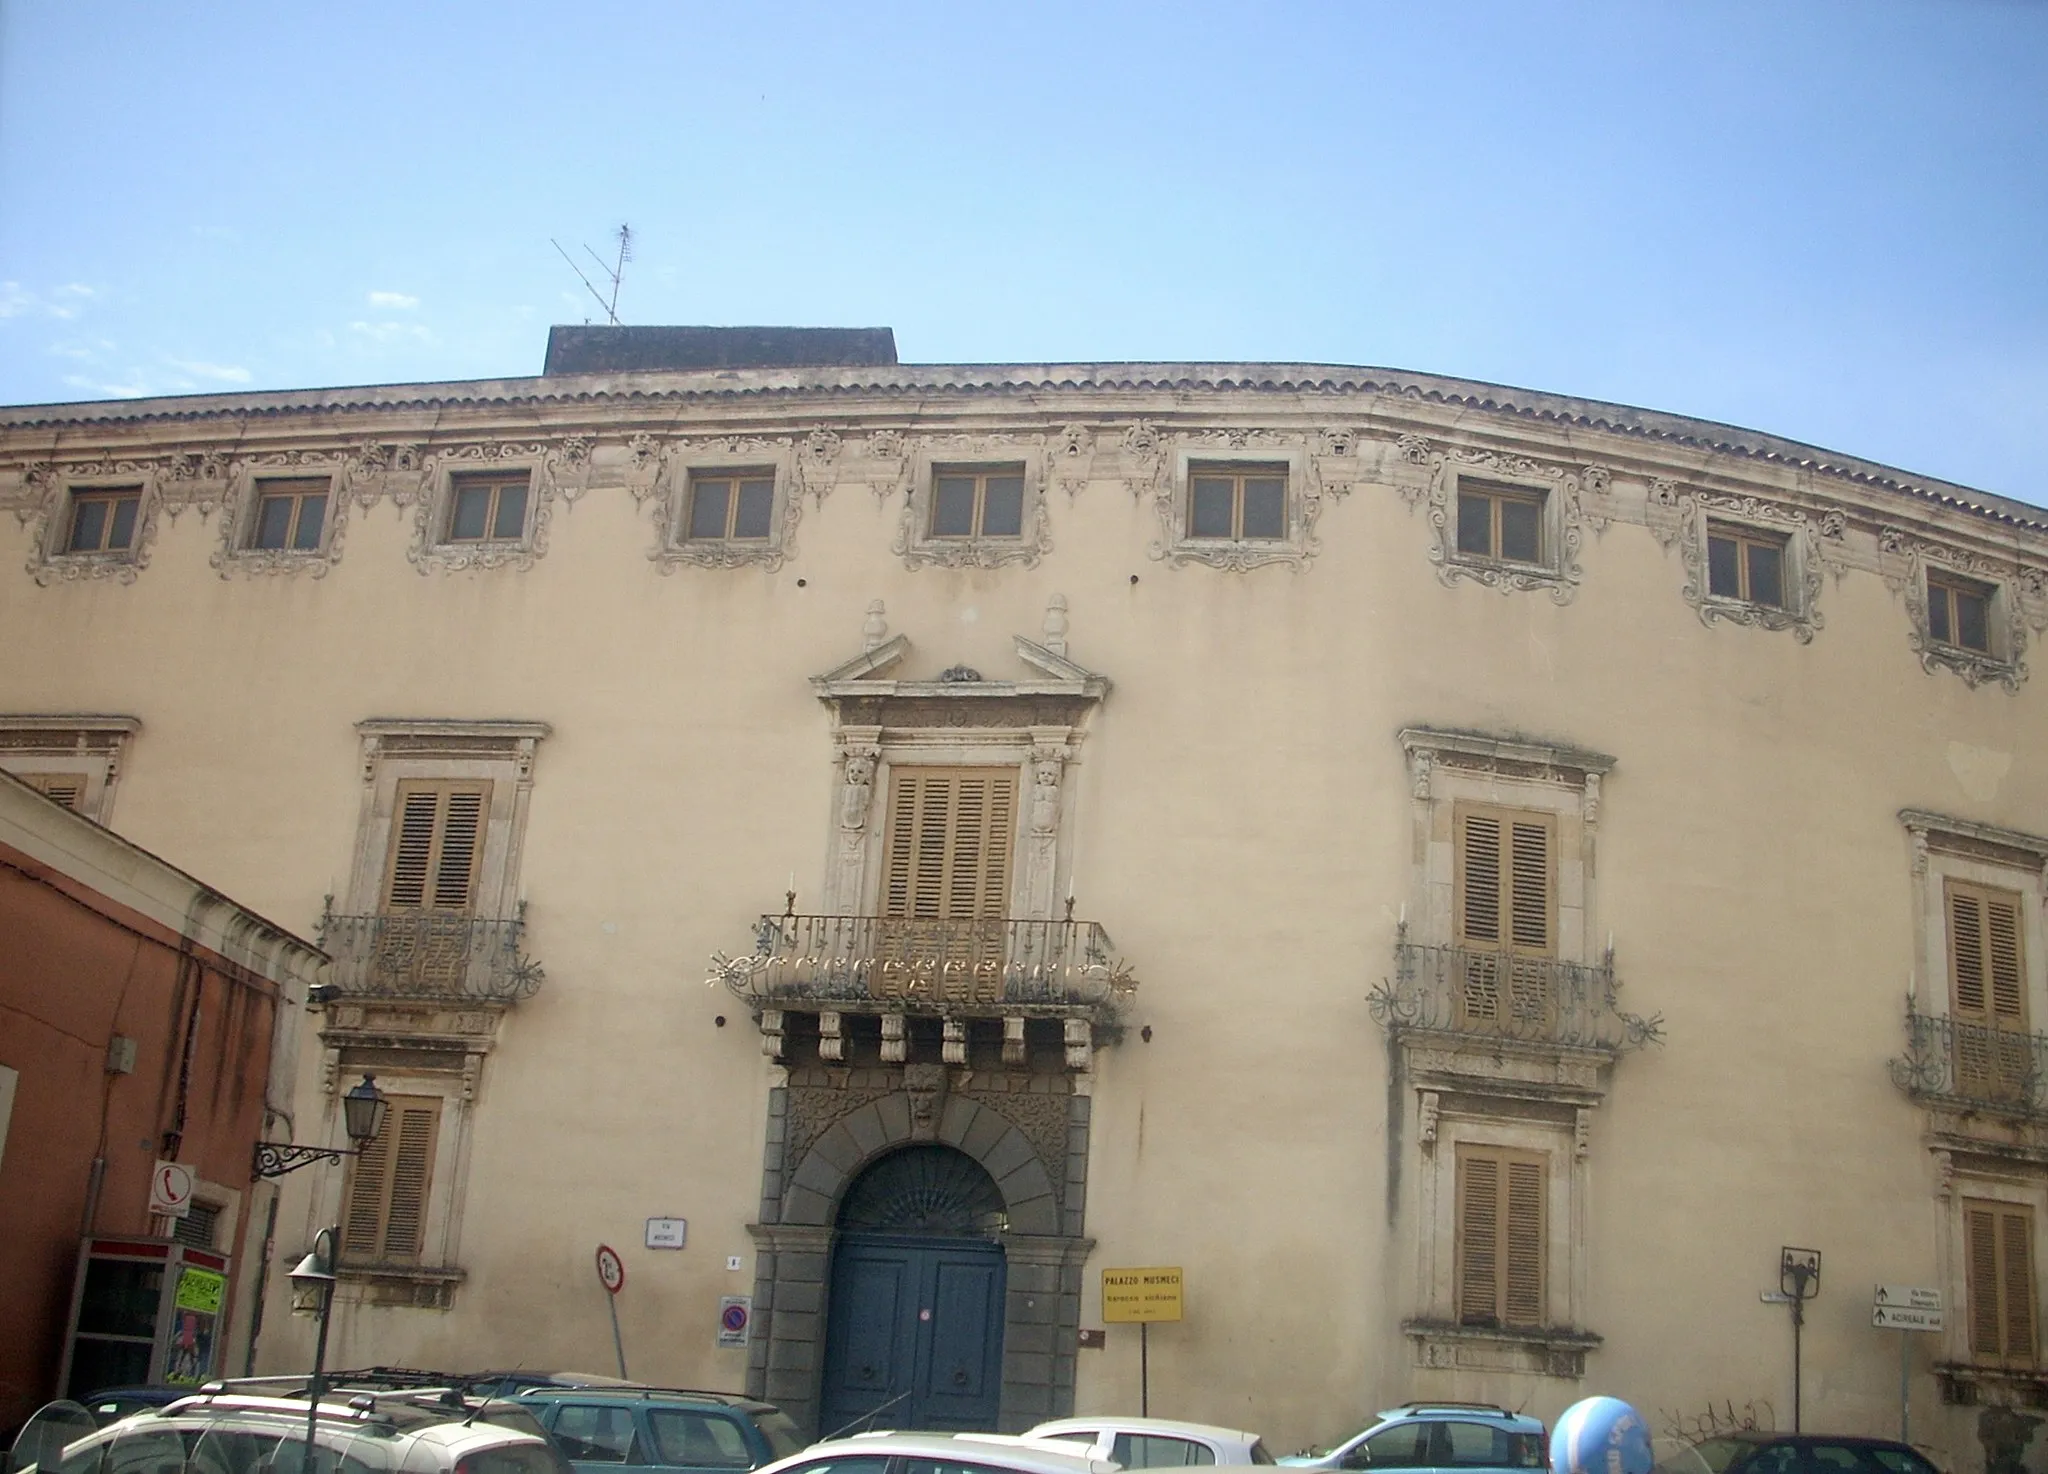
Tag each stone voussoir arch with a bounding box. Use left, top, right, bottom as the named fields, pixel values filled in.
left=782, top=1092, right=1062, bottom=1236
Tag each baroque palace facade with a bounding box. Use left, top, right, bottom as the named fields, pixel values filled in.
left=3, top=327, right=2047, bottom=1466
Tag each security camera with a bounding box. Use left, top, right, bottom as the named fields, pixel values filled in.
left=307, top=983, right=343, bottom=1008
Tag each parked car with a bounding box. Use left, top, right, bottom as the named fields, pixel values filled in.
left=755, top=1432, right=1119, bottom=1474
left=8, top=1386, right=571, bottom=1474
left=515, top=1385, right=806, bottom=1474
left=1655, top=1435, right=1941, bottom=1474
left=1278, top=1403, right=1546, bottom=1473
left=76, top=1388, right=190, bottom=1427
left=1024, top=1417, right=1275, bottom=1467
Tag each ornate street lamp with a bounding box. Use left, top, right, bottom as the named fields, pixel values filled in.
left=253, top=1075, right=388, bottom=1180
left=288, top=1225, right=340, bottom=1470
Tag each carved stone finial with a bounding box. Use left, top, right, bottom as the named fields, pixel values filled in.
left=938, top=665, right=983, bottom=683
left=1043, top=593, right=1069, bottom=655
left=862, top=599, right=887, bottom=652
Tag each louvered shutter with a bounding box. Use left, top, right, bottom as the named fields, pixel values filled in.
left=383, top=782, right=489, bottom=912
left=1457, top=809, right=1556, bottom=1029
left=1504, top=1158, right=1545, bottom=1327
left=20, top=773, right=86, bottom=810
left=1968, top=1204, right=2003, bottom=1357
left=2004, top=1208, right=2038, bottom=1366
left=1966, top=1199, right=2039, bottom=1365
left=340, top=1094, right=441, bottom=1264
left=1456, top=1153, right=1500, bottom=1326
left=881, top=768, right=1017, bottom=920
left=1950, top=884, right=2029, bottom=1101
left=1457, top=1146, right=1547, bottom=1329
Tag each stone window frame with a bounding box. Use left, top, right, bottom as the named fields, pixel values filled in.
left=645, top=438, right=804, bottom=573
left=26, top=465, right=164, bottom=586
left=1401, top=729, right=1613, bottom=968
left=1145, top=437, right=1318, bottom=573
left=1880, top=530, right=2042, bottom=692
left=345, top=720, right=550, bottom=919
left=0, top=715, right=140, bottom=825
left=1421, top=448, right=1591, bottom=604
left=1901, top=811, right=2048, bottom=1034
left=1676, top=492, right=1825, bottom=643
left=211, top=455, right=351, bottom=578
left=1934, top=1164, right=2048, bottom=1377
left=309, top=1049, right=476, bottom=1308
left=407, top=444, right=566, bottom=575
left=1409, top=1109, right=1589, bottom=1367
left=892, top=435, right=1051, bottom=571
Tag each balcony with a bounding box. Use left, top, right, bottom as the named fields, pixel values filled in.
left=1890, top=1007, right=2048, bottom=1120
left=713, top=913, right=1134, bottom=1020
left=1374, top=936, right=1661, bottom=1055
left=318, top=906, right=544, bottom=1004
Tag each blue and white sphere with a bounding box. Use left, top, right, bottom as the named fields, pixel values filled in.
left=1550, top=1397, right=1655, bottom=1474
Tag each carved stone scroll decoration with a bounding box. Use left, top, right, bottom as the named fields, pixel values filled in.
left=644, top=436, right=806, bottom=572
left=1676, top=491, right=1826, bottom=643
left=1142, top=428, right=1335, bottom=573
left=210, top=450, right=354, bottom=579
left=18, top=456, right=165, bottom=586
left=158, top=450, right=231, bottom=520
left=855, top=429, right=913, bottom=505
left=1422, top=446, right=1593, bottom=604
left=796, top=428, right=842, bottom=505
left=1052, top=424, right=1095, bottom=502
left=1879, top=527, right=2035, bottom=691
left=893, top=433, right=1053, bottom=571
left=407, top=440, right=573, bottom=575
left=1644, top=478, right=1685, bottom=550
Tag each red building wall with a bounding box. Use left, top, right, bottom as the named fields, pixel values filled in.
left=0, top=835, right=283, bottom=1435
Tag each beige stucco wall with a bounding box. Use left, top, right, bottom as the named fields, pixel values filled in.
left=2, top=367, right=2044, bottom=1467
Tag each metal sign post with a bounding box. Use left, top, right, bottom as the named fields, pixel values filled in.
left=595, top=1244, right=628, bottom=1379
left=1101, top=1267, right=1184, bottom=1418
left=1873, top=1285, right=1944, bottom=1443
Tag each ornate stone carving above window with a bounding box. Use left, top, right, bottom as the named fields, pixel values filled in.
left=1413, top=444, right=1598, bottom=604
left=1879, top=529, right=2048, bottom=692
left=407, top=442, right=589, bottom=575
left=18, top=460, right=165, bottom=586
left=1675, top=491, right=1826, bottom=642
left=892, top=435, right=1053, bottom=570
left=211, top=452, right=352, bottom=578
left=635, top=437, right=805, bottom=572
left=1135, top=430, right=1337, bottom=572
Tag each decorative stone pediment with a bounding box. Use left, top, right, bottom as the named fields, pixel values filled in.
left=811, top=600, right=1110, bottom=719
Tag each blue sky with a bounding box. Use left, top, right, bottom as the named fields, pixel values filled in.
left=2, top=1, right=2044, bottom=501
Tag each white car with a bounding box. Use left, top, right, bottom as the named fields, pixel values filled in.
left=756, top=1432, right=1120, bottom=1474
left=1024, top=1418, right=1276, bottom=1468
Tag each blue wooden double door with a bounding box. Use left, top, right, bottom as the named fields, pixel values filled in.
left=818, top=1231, right=1007, bottom=1434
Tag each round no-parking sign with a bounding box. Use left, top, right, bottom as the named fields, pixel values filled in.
left=595, top=1244, right=626, bottom=1295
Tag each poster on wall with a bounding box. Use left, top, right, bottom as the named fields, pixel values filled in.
left=164, top=1266, right=224, bottom=1384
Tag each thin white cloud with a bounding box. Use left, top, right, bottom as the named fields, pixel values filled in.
left=63, top=373, right=151, bottom=398
left=349, top=320, right=433, bottom=344
left=3, top=281, right=98, bottom=320
left=367, top=290, right=420, bottom=309
left=167, top=358, right=252, bottom=384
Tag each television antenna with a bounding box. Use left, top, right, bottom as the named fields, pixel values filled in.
left=552, top=224, right=633, bottom=325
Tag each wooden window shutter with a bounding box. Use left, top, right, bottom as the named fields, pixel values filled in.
left=341, top=1094, right=442, bottom=1263
left=19, top=773, right=85, bottom=809
left=1966, top=1199, right=2039, bottom=1365
left=383, top=781, right=490, bottom=912
left=1456, top=808, right=1555, bottom=956
left=1456, top=1146, right=1547, bottom=1329
left=881, top=768, right=1018, bottom=920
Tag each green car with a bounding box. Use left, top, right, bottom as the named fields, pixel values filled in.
left=515, top=1387, right=807, bottom=1474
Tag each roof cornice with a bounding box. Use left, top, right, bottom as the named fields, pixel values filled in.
left=2, top=360, right=2040, bottom=532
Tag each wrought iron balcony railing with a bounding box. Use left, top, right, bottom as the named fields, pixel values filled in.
left=709, top=913, right=1137, bottom=1018
left=318, top=906, right=544, bottom=1003
left=1890, top=1007, right=2047, bottom=1116
left=1371, top=935, right=1661, bottom=1055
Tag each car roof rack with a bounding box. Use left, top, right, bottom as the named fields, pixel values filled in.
left=515, top=1384, right=758, bottom=1404
left=1380, top=1402, right=1520, bottom=1416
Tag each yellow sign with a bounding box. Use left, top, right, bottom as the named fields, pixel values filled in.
left=174, top=1267, right=226, bottom=1315
left=1102, top=1266, right=1183, bottom=1323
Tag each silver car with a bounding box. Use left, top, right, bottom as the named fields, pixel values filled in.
left=1024, top=1418, right=1275, bottom=1468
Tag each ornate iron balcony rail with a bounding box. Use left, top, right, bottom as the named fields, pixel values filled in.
left=318, top=907, right=544, bottom=1003
left=1890, top=1007, right=2047, bottom=1116
left=709, top=913, right=1136, bottom=1017
left=1371, top=936, right=1661, bottom=1054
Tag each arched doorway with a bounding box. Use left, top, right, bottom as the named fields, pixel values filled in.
left=817, top=1145, right=1008, bottom=1435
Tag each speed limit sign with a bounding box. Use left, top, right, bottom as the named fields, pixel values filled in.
left=595, top=1244, right=626, bottom=1295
